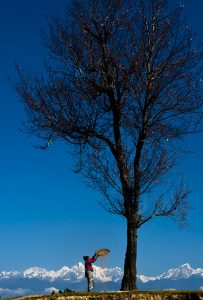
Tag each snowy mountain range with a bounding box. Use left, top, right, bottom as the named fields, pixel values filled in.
left=0, top=263, right=202, bottom=297
left=0, top=263, right=123, bottom=282
left=138, top=263, right=203, bottom=283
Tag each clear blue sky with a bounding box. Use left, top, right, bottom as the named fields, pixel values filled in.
left=0, top=0, right=202, bottom=277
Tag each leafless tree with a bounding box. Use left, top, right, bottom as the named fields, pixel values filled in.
left=15, top=0, right=203, bottom=290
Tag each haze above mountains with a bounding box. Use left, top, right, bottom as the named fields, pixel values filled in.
left=0, top=263, right=202, bottom=297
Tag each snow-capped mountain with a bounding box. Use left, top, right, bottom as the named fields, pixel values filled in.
left=0, top=271, right=19, bottom=279
left=0, top=263, right=202, bottom=297
left=0, top=263, right=123, bottom=283
left=158, top=263, right=203, bottom=280
left=137, top=263, right=203, bottom=292
left=94, top=265, right=123, bottom=282
left=0, top=262, right=202, bottom=283
left=137, top=263, right=203, bottom=282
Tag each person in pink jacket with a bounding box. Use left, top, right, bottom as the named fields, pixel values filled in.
left=83, top=253, right=98, bottom=291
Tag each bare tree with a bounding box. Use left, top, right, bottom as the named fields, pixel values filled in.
left=15, top=0, right=203, bottom=290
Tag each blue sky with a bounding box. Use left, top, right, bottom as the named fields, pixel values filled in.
left=0, top=0, right=203, bottom=277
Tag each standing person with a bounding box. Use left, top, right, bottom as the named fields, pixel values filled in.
left=83, top=253, right=98, bottom=292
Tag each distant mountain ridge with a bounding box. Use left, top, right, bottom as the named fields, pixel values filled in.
left=0, top=262, right=202, bottom=282
left=0, top=263, right=202, bottom=297
left=138, top=263, right=203, bottom=282
left=0, top=262, right=123, bottom=282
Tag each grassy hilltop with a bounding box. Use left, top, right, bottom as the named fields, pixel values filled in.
left=7, top=290, right=203, bottom=300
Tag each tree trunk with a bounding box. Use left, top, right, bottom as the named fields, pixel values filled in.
left=121, top=218, right=137, bottom=290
